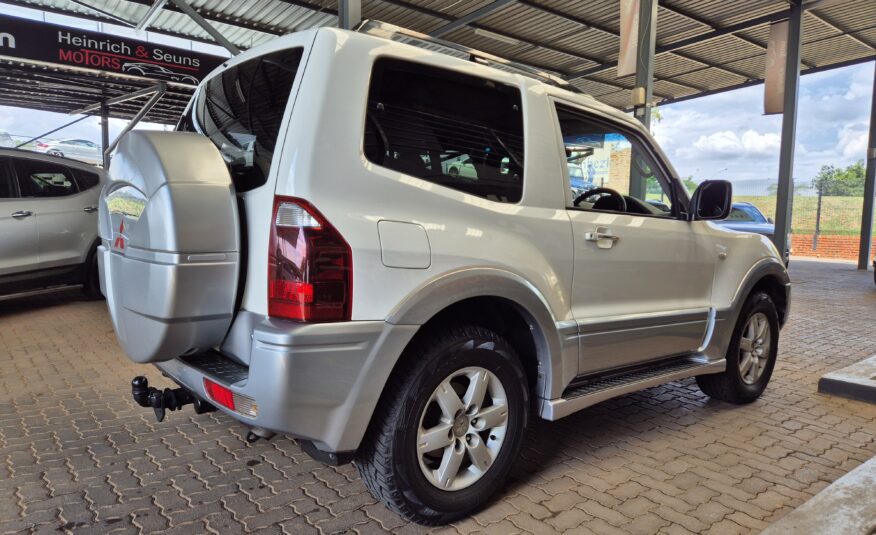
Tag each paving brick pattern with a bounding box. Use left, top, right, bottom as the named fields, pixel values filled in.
left=1, top=258, right=875, bottom=534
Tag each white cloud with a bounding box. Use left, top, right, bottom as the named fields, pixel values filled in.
left=837, top=122, right=868, bottom=159
left=687, top=129, right=781, bottom=158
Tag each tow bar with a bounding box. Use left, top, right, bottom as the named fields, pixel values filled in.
left=131, top=376, right=215, bottom=422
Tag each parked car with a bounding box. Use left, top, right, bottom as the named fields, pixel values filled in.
left=33, top=138, right=102, bottom=166
left=717, top=202, right=790, bottom=264
left=122, top=62, right=200, bottom=86
left=0, top=148, right=104, bottom=298
left=99, top=22, right=790, bottom=525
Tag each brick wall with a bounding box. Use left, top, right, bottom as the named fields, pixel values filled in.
left=791, top=234, right=876, bottom=261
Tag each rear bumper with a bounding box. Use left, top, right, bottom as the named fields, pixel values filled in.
left=155, top=316, right=419, bottom=454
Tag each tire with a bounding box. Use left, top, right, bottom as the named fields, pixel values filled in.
left=48, top=150, right=64, bottom=157
left=448, top=166, right=460, bottom=178
left=696, top=291, right=779, bottom=404
left=82, top=251, right=104, bottom=300
left=356, top=325, right=529, bottom=525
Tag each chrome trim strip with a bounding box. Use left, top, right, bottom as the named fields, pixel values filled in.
left=697, top=308, right=717, bottom=353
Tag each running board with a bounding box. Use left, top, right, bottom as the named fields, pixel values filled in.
left=541, top=357, right=726, bottom=421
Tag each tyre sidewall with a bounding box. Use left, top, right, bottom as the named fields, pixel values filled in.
left=728, top=292, right=779, bottom=399
left=391, top=333, right=529, bottom=516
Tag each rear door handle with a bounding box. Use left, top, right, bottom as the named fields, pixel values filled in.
left=584, top=226, right=619, bottom=249
left=83, top=206, right=98, bottom=213
left=11, top=210, right=33, bottom=219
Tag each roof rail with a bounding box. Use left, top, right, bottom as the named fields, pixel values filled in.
left=354, top=19, right=583, bottom=94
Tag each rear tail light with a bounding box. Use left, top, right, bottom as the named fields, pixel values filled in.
left=36, top=142, right=48, bottom=148
left=268, top=196, right=352, bottom=322
left=203, top=378, right=258, bottom=417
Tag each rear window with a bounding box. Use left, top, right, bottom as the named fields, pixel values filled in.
left=364, top=58, right=525, bottom=203
left=189, top=48, right=303, bottom=192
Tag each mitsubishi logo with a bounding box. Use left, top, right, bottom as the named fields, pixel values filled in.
left=0, top=32, right=15, bottom=49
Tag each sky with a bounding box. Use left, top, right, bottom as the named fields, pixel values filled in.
left=0, top=6, right=872, bottom=194
left=652, top=61, right=873, bottom=193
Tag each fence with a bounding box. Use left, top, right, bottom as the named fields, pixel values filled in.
left=729, top=181, right=871, bottom=261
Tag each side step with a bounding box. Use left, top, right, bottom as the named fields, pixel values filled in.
left=541, top=356, right=725, bottom=420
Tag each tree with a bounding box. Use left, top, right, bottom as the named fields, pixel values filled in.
left=682, top=176, right=698, bottom=193
left=811, top=161, right=866, bottom=196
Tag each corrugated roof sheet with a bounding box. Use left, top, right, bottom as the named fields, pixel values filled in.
left=0, top=0, right=873, bottom=120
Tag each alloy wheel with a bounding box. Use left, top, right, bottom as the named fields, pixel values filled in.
left=739, top=312, right=771, bottom=385
left=416, top=366, right=509, bottom=491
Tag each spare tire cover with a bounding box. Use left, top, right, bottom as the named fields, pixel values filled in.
left=98, top=131, right=239, bottom=363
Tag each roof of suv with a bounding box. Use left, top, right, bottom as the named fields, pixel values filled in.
left=0, top=147, right=105, bottom=174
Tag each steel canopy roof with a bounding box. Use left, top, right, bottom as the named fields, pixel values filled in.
left=0, top=0, right=873, bottom=123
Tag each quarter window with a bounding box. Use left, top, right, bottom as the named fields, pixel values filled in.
left=555, top=104, right=676, bottom=218
left=364, top=58, right=524, bottom=203
left=14, top=160, right=78, bottom=197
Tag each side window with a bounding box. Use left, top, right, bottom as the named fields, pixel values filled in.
left=555, top=104, right=676, bottom=217
left=0, top=159, right=17, bottom=198
left=364, top=58, right=524, bottom=203
left=73, top=168, right=101, bottom=191
left=727, top=207, right=753, bottom=222
left=14, top=160, right=78, bottom=198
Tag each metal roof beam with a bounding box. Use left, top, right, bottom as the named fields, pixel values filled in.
left=134, top=0, right=168, bottom=31
left=521, top=0, right=764, bottom=84
left=376, top=0, right=606, bottom=70
left=168, top=0, right=241, bottom=55
left=658, top=1, right=818, bottom=68
left=71, top=84, right=166, bottom=115
left=67, top=0, right=135, bottom=27
left=430, top=0, right=516, bottom=38
left=805, top=9, right=876, bottom=51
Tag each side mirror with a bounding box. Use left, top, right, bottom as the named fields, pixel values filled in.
left=690, top=180, right=732, bottom=221
left=767, top=217, right=774, bottom=224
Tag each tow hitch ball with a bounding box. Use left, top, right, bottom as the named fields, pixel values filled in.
left=131, top=376, right=215, bottom=422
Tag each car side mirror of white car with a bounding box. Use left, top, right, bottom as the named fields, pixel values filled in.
left=690, top=180, right=732, bottom=221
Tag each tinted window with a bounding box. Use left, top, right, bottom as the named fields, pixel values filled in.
left=727, top=205, right=765, bottom=223
left=193, top=48, right=303, bottom=192
left=556, top=104, right=675, bottom=218
left=15, top=159, right=78, bottom=197
left=365, top=58, right=524, bottom=203
left=0, top=159, right=16, bottom=198
left=73, top=168, right=101, bottom=191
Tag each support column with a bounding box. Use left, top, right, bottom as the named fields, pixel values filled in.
left=773, top=1, right=803, bottom=261
left=633, top=0, right=658, bottom=131
left=858, top=61, right=876, bottom=270
left=100, top=102, right=110, bottom=169
left=338, top=0, right=361, bottom=30
left=630, top=0, right=657, bottom=200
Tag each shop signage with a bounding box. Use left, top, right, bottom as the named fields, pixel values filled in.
left=0, top=14, right=225, bottom=86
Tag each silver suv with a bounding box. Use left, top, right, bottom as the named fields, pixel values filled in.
left=99, top=22, right=790, bottom=525
left=0, top=148, right=104, bottom=298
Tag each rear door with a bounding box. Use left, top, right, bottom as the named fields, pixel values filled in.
left=552, top=102, right=716, bottom=375
left=14, top=157, right=95, bottom=269
left=0, top=157, right=38, bottom=276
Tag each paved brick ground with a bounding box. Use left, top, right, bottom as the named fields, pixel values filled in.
left=1, top=258, right=875, bottom=534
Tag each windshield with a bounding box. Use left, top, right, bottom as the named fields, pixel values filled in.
left=184, top=47, right=303, bottom=192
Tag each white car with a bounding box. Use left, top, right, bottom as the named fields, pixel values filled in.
left=34, top=138, right=102, bottom=166
left=99, top=22, right=790, bottom=525
left=0, top=148, right=104, bottom=298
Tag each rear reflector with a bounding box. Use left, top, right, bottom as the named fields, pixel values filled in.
left=203, top=378, right=258, bottom=417
left=268, top=196, right=352, bottom=322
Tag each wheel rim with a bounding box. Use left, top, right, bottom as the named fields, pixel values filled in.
left=739, top=312, right=771, bottom=385
left=416, top=366, right=509, bottom=491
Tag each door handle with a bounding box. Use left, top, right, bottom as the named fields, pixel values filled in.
left=11, top=210, right=33, bottom=219
left=83, top=206, right=98, bottom=213
left=584, top=226, right=619, bottom=249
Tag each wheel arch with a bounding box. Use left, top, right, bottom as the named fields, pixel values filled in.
left=386, top=268, right=571, bottom=402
